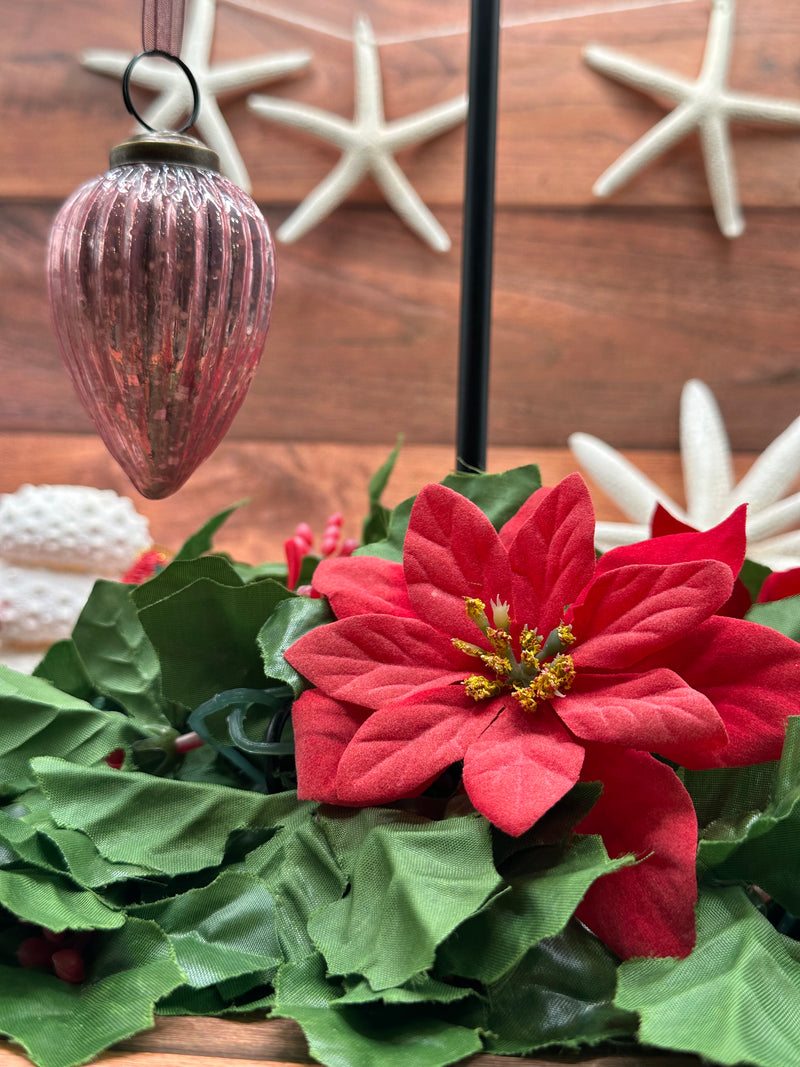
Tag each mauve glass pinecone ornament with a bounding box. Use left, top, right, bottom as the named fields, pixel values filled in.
left=47, top=132, right=275, bottom=498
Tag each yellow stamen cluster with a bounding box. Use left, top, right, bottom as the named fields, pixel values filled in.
left=455, top=596, right=576, bottom=713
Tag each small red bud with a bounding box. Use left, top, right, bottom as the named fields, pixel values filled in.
left=41, top=929, right=67, bottom=945
left=17, top=937, right=55, bottom=969
left=51, top=948, right=85, bottom=984
left=104, top=748, right=125, bottom=770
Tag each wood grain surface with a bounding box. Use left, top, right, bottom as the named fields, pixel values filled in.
left=2, top=0, right=800, bottom=457
left=0, top=1014, right=705, bottom=1067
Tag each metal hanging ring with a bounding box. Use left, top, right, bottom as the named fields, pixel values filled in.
left=122, top=49, right=200, bottom=133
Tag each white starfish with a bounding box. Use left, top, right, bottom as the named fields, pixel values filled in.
left=247, top=15, right=467, bottom=251
left=569, top=380, right=800, bottom=569
left=584, top=0, right=800, bottom=238
left=81, top=0, right=311, bottom=191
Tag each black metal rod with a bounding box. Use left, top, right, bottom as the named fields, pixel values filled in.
left=456, top=0, right=501, bottom=473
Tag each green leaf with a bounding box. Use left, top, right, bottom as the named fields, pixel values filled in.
left=273, top=954, right=483, bottom=1067
left=0, top=867, right=125, bottom=931
left=616, top=886, right=800, bottom=1067
left=33, top=756, right=312, bottom=876
left=746, top=594, right=800, bottom=641
left=438, top=833, right=631, bottom=984
left=0, top=806, right=152, bottom=890
left=361, top=437, right=403, bottom=546
left=131, top=555, right=244, bottom=612
left=243, top=814, right=347, bottom=962
left=356, top=464, right=542, bottom=563
left=0, top=668, right=144, bottom=794
left=484, top=920, right=637, bottom=1054
left=173, top=503, right=246, bottom=561
left=337, top=973, right=475, bottom=1007
left=257, top=596, right=334, bottom=695
left=70, top=580, right=172, bottom=727
left=32, top=642, right=93, bottom=702
left=130, top=871, right=282, bottom=988
left=138, top=577, right=294, bottom=708
left=739, top=558, right=771, bottom=602
left=308, top=813, right=501, bottom=990
left=0, top=917, right=185, bottom=1067
left=707, top=717, right=800, bottom=912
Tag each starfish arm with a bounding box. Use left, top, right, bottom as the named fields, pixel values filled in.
left=723, top=90, right=800, bottom=126
left=384, top=95, right=468, bottom=153
left=593, top=521, right=653, bottom=552
left=352, top=15, right=385, bottom=130
left=247, top=95, right=355, bottom=151
left=698, top=112, right=744, bottom=238
left=370, top=154, right=452, bottom=252
left=80, top=50, right=134, bottom=80
left=593, top=100, right=700, bottom=198
left=567, top=432, right=683, bottom=525
left=746, top=530, right=800, bottom=571
left=205, top=51, right=312, bottom=95
left=680, top=380, right=735, bottom=528
left=277, top=154, right=366, bottom=243
left=194, top=95, right=252, bottom=191
left=583, top=44, right=694, bottom=101
left=698, top=0, right=736, bottom=87
left=746, top=492, right=800, bottom=543
left=733, top=411, right=800, bottom=511
left=139, top=88, right=193, bottom=132
left=182, top=0, right=216, bottom=67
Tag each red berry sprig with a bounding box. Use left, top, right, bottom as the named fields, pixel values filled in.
left=15, top=926, right=92, bottom=984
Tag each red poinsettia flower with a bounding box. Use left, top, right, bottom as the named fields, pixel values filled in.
left=285, top=475, right=800, bottom=960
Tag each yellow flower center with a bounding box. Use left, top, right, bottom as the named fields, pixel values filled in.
left=453, top=597, right=576, bottom=712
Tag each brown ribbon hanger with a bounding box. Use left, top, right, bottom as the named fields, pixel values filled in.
left=141, top=0, right=186, bottom=56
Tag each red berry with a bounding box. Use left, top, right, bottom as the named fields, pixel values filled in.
left=51, top=948, right=85, bottom=984
left=104, top=748, right=125, bottom=770
left=17, top=937, right=55, bottom=969
left=41, top=928, right=67, bottom=945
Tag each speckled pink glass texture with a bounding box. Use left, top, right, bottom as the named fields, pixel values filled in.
left=47, top=162, right=275, bottom=498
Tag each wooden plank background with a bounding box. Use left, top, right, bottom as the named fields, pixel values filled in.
left=1, top=0, right=798, bottom=554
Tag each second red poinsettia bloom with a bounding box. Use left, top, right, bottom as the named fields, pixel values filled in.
left=285, top=474, right=800, bottom=961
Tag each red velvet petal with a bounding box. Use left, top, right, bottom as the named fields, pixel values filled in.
left=462, top=703, right=584, bottom=836
left=596, top=505, right=747, bottom=580
left=292, top=690, right=371, bottom=804
left=647, top=616, right=800, bottom=768
left=335, top=685, right=500, bottom=804
left=650, top=504, right=695, bottom=537
left=498, top=485, right=551, bottom=548
left=758, top=567, right=800, bottom=603
left=557, top=669, right=726, bottom=752
left=575, top=746, right=698, bottom=960
left=312, top=555, right=415, bottom=619
left=286, top=614, right=471, bottom=710
left=403, top=484, right=514, bottom=644
left=570, top=560, right=733, bottom=670
left=506, top=473, right=597, bottom=636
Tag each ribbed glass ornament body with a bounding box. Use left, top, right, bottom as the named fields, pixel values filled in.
left=47, top=162, right=275, bottom=498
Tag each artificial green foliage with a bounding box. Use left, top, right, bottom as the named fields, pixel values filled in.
left=361, top=436, right=403, bottom=546
left=257, top=596, right=334, bottom=694
left=0, top=459, right=798, bottom=1067
left=356, top=462, right=542, bottom=561
left=0, top=669, right=145, bottom=794
left=69, top=580, right=173, bottom=727
left=137, top=576, right=293, bottom=708
left=438, top=833, right=631, bottom=984
left=616, top=886, right=800, bottom=1067
left=272, top=954, right=484, bottom=1067
left=0, top=918, right=185, bottom=1067
left=484, top=920, right=638, bottom=1053
left=307, top=813, right=501, bottom=990
left=747, top=594, right=800, bottom=641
